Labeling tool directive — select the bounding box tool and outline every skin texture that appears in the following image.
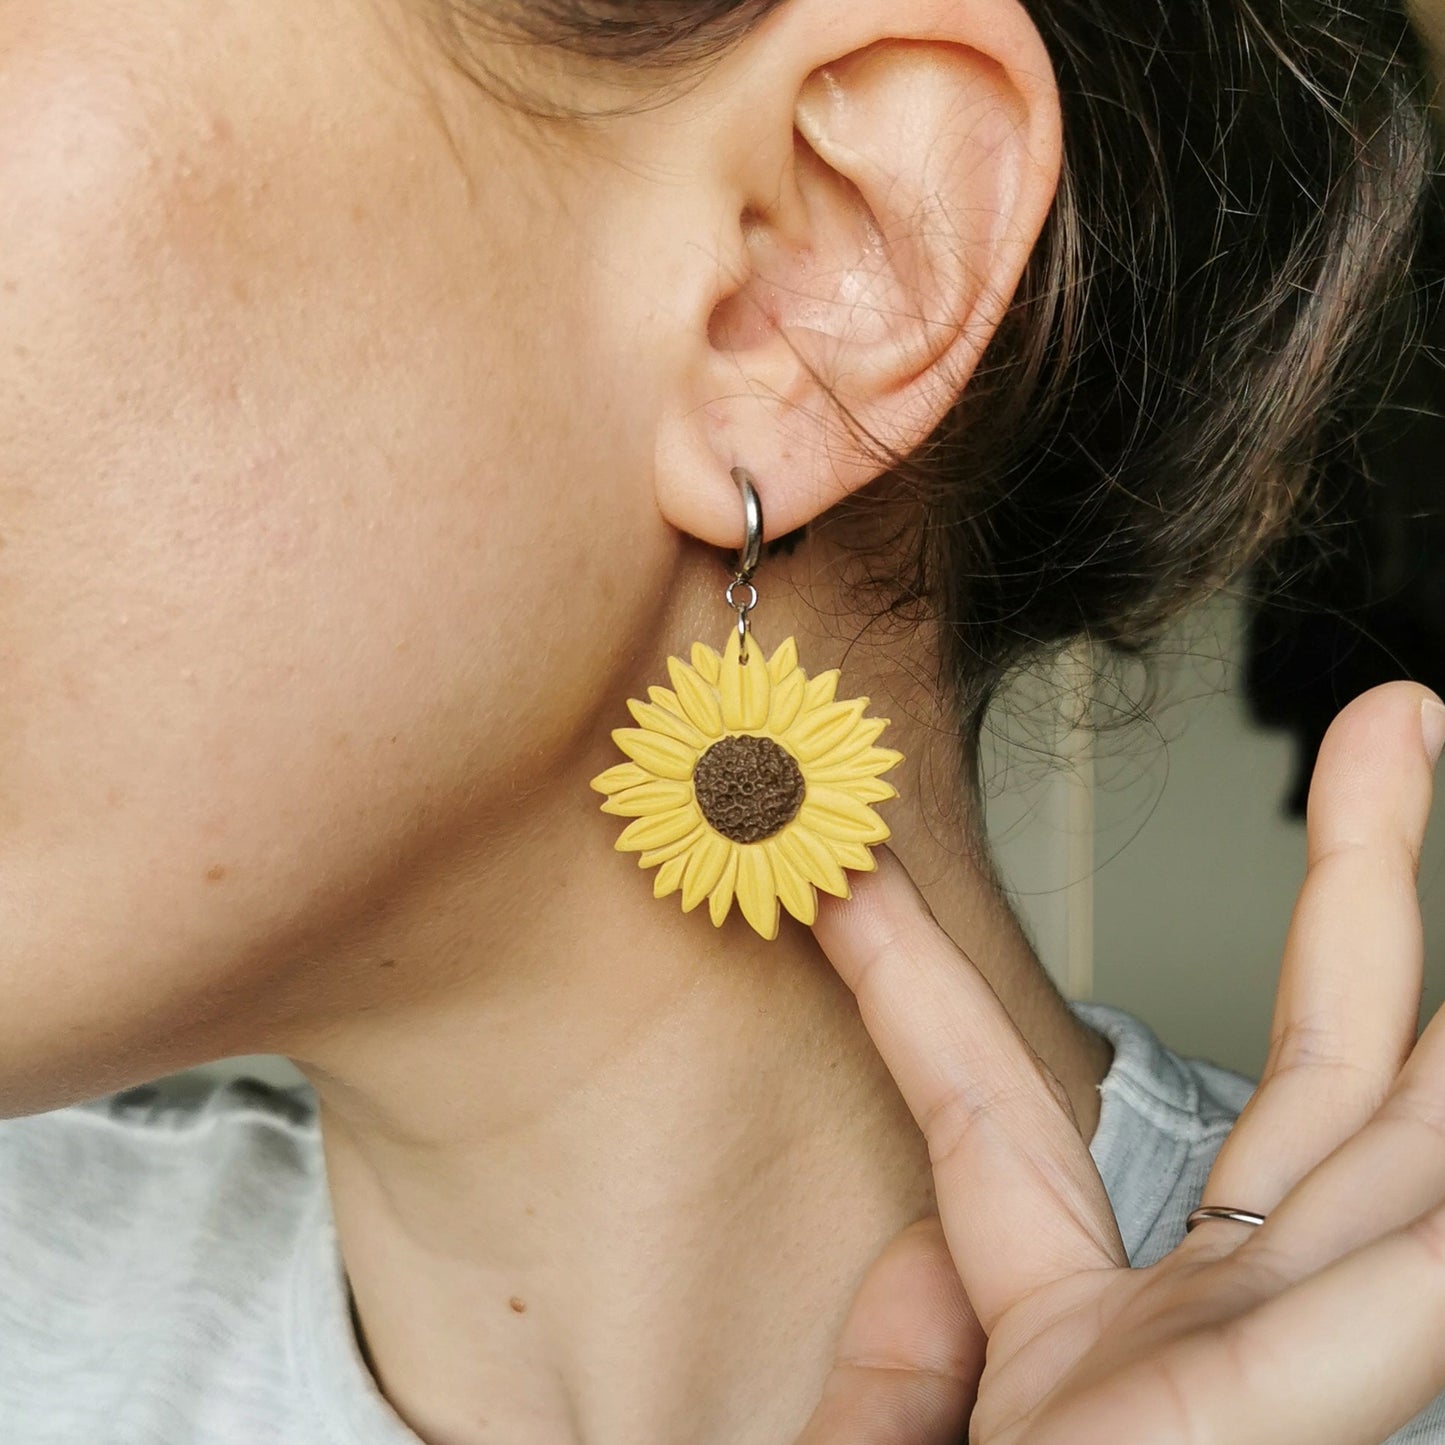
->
[0,1,1113,1443]
[10,4,1445,1443]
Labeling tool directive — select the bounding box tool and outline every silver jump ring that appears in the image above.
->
[727,580,758,656]
[731,466,764,584]
[1185,1206,1267,1233]
[725,581,758,613]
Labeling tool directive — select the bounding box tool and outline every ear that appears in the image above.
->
[651,0,1062,551]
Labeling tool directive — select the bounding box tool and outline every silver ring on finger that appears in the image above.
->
[1185,1205,1268,1233]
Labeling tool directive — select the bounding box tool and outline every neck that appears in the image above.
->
[271,622,1114,1445]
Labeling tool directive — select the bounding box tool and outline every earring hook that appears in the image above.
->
[727,467,764,663]
[731,467,764,583]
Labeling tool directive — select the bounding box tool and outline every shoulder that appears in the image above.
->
[0,1073,324,1283]
[0,1072,322,1208]
[1068,1000,1256,1266]
[1072,999,1256,1138]
[0,1075,326,1439]
[0,1067,324,1275]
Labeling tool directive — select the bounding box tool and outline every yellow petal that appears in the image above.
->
[802,669,840,711]
[647,685,691,723]
[767,637,800,684]
[842,776,898,805]
[667,656,724,737]
[766,836,817,926]
[626,698,706,749]
[708,849,740,927]
[640,822,707,869]
[590,762,651,795]
[691,642,722,686]
[653,852,689,899]
[681,831,731,912]
[810,744,903,783]
[832,840,878,873]
[735,844,780,940]
[616,805,702,853]
[600,779,695,817]
[809,723,894,773]
[612,727,699,781]
[776,824,850,899]
[787,698,868,763]
[718,628,770,731]
[767,669,806,735]
[798,789,890,845]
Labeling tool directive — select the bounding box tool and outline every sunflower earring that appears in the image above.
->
[589,467,904,940]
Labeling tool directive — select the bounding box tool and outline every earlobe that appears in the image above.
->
[653,0,1061,552]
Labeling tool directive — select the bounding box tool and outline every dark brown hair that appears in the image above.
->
[440,0,1436,778]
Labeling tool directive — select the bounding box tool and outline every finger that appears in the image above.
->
[794,1216,984,1445]
[1235,976,1445,1278]
[1198,681,1441,1237]
[812,846,1125,1337]
[1029,1198,1445,1445]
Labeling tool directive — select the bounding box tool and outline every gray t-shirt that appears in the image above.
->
[1,1000,1442,1443]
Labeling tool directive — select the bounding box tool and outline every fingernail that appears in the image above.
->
[1423,697,1445,767]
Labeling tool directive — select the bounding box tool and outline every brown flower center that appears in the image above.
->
[692,734,805,845]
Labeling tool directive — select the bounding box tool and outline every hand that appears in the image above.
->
[791,680,1445,1444]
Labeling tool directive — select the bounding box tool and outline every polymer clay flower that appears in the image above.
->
[590,629,903,939]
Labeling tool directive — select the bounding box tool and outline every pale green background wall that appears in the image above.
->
[1085,594,1445,1079]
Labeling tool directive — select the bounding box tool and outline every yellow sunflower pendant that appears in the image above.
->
[589,627,903,940]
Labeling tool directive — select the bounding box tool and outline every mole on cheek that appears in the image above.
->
[204,864,228,883]
[508,1297,527,1314]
